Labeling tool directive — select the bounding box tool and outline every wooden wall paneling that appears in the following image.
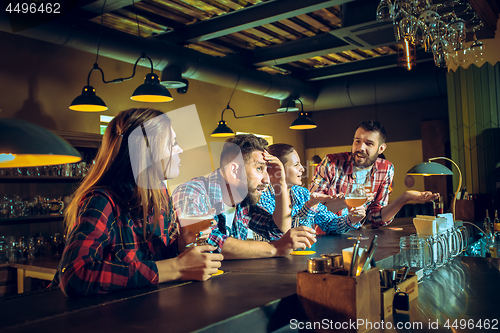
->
[421,119,449,210]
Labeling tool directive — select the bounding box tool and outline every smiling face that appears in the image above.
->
[351,127,386,168]
[283,150,305,187]
[164,128,183,179]
[243,150,270,205]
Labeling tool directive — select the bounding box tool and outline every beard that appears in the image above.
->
[352,150,378,168]
[244,183,267,206]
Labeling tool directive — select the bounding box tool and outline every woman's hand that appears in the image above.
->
[348,205,366,225]
[173,245,224,281]
[322,193,348,213]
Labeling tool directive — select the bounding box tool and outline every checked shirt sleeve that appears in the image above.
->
[367,163,394,228]
[172,180,228,252]
[309,156,334,195]
[292,186,359,234]
[57,194,160,297]
[313,204,360,234]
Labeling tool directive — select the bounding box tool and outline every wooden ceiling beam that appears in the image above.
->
[155,0,355,43]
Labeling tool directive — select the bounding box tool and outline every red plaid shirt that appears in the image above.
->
[52,188,179,297]
[309,152,394,227]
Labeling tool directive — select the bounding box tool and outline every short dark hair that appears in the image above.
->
[356,120,387,144]
[220,134,268,167]
[268,143,294,165]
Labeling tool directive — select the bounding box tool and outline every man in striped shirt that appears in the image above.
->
[310,120,439,228]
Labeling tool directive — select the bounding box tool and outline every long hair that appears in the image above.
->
[64,108,173,237]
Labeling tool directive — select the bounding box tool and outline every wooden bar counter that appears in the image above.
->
[1,222,499,333]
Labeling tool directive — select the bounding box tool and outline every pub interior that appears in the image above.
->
[1,0,500,332]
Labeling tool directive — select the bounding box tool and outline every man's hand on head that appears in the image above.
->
[263,151,286,186]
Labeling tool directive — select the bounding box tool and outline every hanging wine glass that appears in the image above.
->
[469,34,485,62]
[432,39,449,67]
[376,0,392,21]
[452,45,468,66]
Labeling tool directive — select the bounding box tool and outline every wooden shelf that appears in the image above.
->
[0,215,64,226]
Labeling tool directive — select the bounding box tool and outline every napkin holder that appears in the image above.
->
[297,268,380,333]
[413,215,449,237]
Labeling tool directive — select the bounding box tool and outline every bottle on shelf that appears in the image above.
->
[484,209,492,239]
[484,209,493,257]
[494,210,500,235]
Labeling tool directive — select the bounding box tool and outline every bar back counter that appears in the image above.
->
[1,223,499,333]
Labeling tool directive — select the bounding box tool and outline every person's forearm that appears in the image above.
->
[157,258,181,283]
[272,183,292,233]
[221,237,277,259]
[380,192,410,223]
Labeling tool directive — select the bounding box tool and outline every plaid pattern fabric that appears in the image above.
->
[52,188,178,297]
[255,185,359,241]
[172,170,278,252]
[309,152,394,228]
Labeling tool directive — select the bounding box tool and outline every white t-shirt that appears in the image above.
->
[222,202,237,235]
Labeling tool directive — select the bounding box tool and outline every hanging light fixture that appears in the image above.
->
[131,55,173,102]
[0,119,81,167]
[70,85,108,112]
[289,99,317,130]
[310,154,322,166]
[211,119,235,138]
[69,0,173,111]
[70,63,108,112]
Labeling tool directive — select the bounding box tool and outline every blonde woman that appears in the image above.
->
[52,108,222,297]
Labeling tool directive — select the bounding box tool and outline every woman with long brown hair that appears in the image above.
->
[52,108,222,297]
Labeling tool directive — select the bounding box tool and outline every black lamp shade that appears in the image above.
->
[407,162,453,175]
[211,120,235,137]
[290,112,317,130]
[131,73,173,102]
[0,119,82,167]
[311,155,322,165]
[69,86,108,112]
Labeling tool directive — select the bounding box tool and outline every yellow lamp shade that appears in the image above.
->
[0,119,81,168]
[131,73,173,102]
[69,86,108,112]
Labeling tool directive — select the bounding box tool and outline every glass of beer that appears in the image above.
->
[179,195,215,247]
[344,183,367,217]
[363,179,372,195]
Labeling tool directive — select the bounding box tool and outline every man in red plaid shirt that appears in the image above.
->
[310,120,439,228]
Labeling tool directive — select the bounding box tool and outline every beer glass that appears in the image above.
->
[344,183,366,217]
[179,194,215,247]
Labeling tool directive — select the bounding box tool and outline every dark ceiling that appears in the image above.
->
[48,0,499,82]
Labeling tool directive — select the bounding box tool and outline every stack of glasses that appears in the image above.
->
[399,214,468,278]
